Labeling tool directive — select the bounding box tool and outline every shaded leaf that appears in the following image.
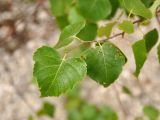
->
[84,42,127,87]
[122,85,132,96]
[37,102,55,117]
[77,23,98,41]
[98,22,116,38]
[55,21,85,48]
[142,0,153,8]
[144,29,159,52]
[118,20,134,34]
[132,29,158,76]
[77,0,112,21]
[81,104,97,120]
[33,46,87,96]
[99,106,118,120]
[107,0,120,19]
[56,15,69,30]
[143,105,159,120]
[122,0,152,19]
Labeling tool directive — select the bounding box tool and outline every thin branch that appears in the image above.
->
[99,19,142,43]
[88,10,160,44]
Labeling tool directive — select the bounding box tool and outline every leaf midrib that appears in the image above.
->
[99,45,108,82]
[45,56,66,95]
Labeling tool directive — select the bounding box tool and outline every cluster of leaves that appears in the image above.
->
[33,0,160,97]
[65,87,118,120]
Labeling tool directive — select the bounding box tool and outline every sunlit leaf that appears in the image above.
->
[150,0,160,16]
[49,0,73,16]
[49,0,65,16]
[98,22,116,38]
[33,46,87,96]
[68,7,85,24]
[55,21,85,48]
[122,0,152,19]
[118,20,134,34]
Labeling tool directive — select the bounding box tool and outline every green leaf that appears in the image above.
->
[150,0,160,16]
[68,44,90,58]
[84,42,127,87]
[37,102,55,117]
[77,23,98,41]
[49,0,73,16]
[99,106,118,120]
[98,22,116,38]
[107,0,120,19]
[132,39,147,76]
[56,15,69,30]
[144,29,159,52]
[143,105,159,120]
[158,44,160,63]
[118,20,134,34]
[55,21,85,49]
[81,104,97,120]
[68,7,85,24]
[28,115,33,120]
[132,29,158,76]
[77,0,112,21]
[122,85,132,96]
[49,0,65,16]
[33,46,87,96]
[67,109,82,120]
[122,0,152,19]
[142,0,153,8]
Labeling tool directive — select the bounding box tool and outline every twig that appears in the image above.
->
[99,19,142,43]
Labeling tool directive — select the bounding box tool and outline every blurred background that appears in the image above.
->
[0,0,160,120]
